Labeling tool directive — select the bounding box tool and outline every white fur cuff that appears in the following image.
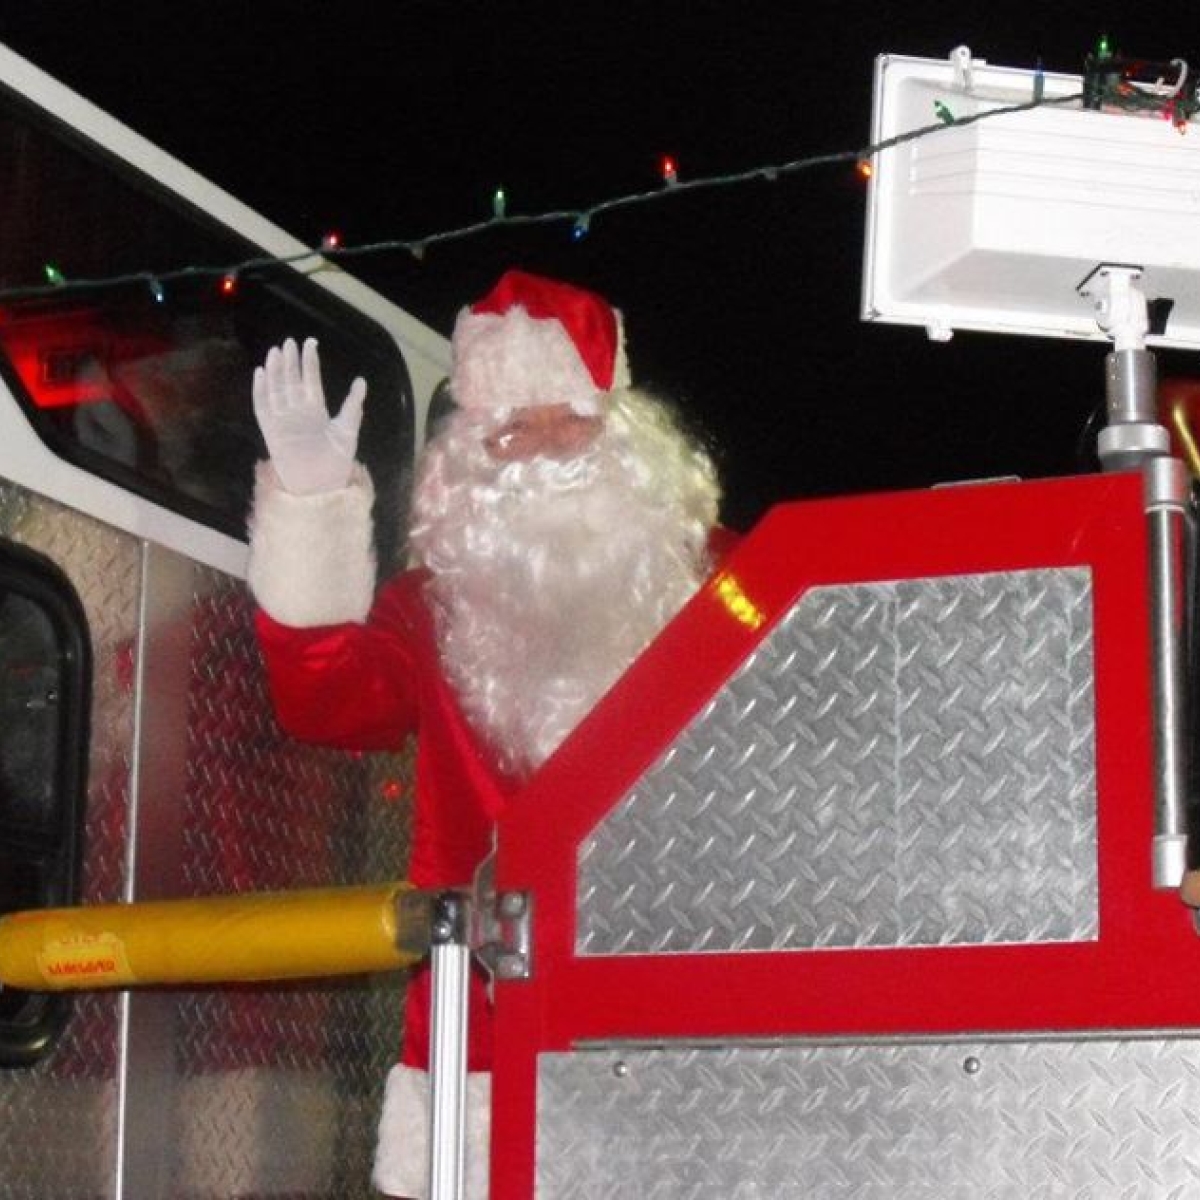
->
[246,461,377,627]
[372,1064,492,1200]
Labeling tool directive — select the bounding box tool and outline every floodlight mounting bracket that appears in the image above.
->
[1076,265,1170,469]
[1079,264,1151,353]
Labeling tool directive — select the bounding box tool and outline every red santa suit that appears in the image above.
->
[246,270,725,1198]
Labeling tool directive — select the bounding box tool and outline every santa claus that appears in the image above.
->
[246,270,725,1198]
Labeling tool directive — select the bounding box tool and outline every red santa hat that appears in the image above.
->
[449,270,631,414]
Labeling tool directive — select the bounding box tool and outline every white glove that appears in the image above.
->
[252,337,367,495]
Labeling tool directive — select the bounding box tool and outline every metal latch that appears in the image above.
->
[471,855,532,981]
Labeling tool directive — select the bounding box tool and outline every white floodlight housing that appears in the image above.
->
[861,47,1200,349]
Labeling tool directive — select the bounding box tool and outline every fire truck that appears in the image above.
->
[4,40,1200,1200]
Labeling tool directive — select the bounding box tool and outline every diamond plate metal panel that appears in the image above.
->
[538,1038,1200,1198]
[0,483,139,1200]
[165,565,412,1198]
[578,569,1097,955]
[0,486,413,1199]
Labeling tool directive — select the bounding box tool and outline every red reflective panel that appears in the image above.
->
[0,307,167,411]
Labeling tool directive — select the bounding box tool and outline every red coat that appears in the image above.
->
[256,568,515,1072]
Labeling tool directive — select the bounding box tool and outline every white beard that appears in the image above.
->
[409,392,720,779]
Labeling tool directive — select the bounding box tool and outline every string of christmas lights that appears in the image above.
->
[0,85,1158,308]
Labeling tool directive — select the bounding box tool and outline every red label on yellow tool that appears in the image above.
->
[37,932,135,986]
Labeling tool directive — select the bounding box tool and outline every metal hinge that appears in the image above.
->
[471,855,532,981]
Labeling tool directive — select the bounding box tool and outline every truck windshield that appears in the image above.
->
[0,89,412,568]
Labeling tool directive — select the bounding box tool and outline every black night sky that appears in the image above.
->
[2,1,1196,531]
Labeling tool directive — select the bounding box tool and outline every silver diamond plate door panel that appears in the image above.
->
[537,1039,1200,1199]
[164,565,412,1200]
[0,485,412,1200]
[578,568,1097,955]
[0,484,139,1200]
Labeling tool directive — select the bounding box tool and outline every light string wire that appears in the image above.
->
[0,91,1089,305]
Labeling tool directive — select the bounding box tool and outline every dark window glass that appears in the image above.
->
[0,540,90,1067]
[0,594,62,835]
[0,87,413,571]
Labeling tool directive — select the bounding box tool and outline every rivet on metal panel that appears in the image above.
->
[963,1056,982,1075]
[612,1060,630,1079]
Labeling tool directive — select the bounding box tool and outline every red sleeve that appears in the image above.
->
[254,572,431,753]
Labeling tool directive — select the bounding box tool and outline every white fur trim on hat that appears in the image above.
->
[451,305,605,412]
[372,1064,491,1200]
[246,460,377,627]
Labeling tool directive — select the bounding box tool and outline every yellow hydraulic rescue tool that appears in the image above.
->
[0,882,435,991]
[0,881,486,1199]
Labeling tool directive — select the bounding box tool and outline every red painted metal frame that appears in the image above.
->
[489,472,1200,1198]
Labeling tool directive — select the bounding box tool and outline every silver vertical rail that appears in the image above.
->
[1145,456,1190,888]
[427,891,470,1200]
[1088,315,1190,890]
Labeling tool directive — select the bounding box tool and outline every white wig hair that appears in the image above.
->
[409,387,721,777]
